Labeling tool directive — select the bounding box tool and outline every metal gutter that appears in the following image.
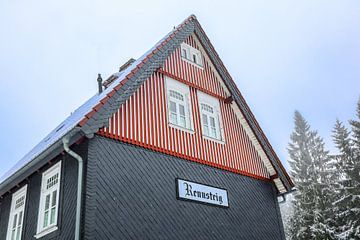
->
[0,128,82,197]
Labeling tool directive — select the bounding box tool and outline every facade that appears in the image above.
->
[0,15,294,240]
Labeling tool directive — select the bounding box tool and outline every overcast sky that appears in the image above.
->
[0,0,359,178]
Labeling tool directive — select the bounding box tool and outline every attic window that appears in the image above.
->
[181,49,187,58]
[180,43,203,67]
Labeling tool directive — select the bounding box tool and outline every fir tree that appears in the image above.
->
[287,111,334,239]
[333,99,360,239]
[332,120,355,239]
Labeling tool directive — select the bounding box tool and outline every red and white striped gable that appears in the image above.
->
[98,34,278,183]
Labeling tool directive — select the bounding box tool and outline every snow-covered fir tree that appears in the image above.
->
[332,120,353,238]
[287,111,334,239]
[333,100,360,239]
[280,193,294,240]
[349,100,360,237]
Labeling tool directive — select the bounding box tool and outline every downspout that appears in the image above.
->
[62,136,83,240]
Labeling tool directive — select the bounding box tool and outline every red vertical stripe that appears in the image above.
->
[97,35,271,181]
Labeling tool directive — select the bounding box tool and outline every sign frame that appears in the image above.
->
[175,178,230,208]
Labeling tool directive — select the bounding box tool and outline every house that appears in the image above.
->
[0,15,294,240]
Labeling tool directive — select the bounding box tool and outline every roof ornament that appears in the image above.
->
[97,73,103,94]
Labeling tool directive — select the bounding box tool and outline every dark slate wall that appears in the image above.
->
[0,191,11,238]
[85,135,285,240]
[0,141,87,240]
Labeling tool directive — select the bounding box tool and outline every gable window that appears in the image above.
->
[169,90,186,127]
[192,54,197,64]
[180,43,203,67]
[198,91,224,142]
[201,103,217,138]
[6,185,27,240]
[35,161,61,238]
[181,48,187,59]
[166,77,193,131]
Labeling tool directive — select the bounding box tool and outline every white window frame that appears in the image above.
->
[6,185,27,240]
[198,91,225,143]
[165,76,194,132]
[180,43,203,68]
[35,161,61,239]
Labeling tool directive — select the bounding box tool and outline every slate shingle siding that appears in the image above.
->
[85,135,285,240]
[0,193,11,237]
[0,142,88,240]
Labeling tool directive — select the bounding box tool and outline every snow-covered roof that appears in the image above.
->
[0,24,174,186]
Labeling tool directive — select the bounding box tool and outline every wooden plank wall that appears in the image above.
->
[99,35,270,181]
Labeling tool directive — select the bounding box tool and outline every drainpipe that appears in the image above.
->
[62,136,83,240]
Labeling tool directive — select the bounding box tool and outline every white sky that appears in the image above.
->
[0,0,359,177]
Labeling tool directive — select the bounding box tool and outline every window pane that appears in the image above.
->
[16,226,20,240]
[203,125,209,135]
[170,101,177,113]
[210,117,216,128]
[169,101,177,124]
[193,54,197,64]
[11,229,15,240]
[202,114,208,125]
[179,104,185,116]
[51,190,57,207]
[211,127,217,138]
[18,211,22,226]
[170,113,177,125]
[12,214,17,229]
[45,194,50,210]
[179,116,186,127]
[50,208,56,225]
[182,49,187,58]
[43,211,49,228]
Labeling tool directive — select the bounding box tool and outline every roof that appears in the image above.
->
[0,15,294,196]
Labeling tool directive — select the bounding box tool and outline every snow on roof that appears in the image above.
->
[0,28,174,185]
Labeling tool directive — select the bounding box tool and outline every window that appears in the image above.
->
[181,48,187,59]
[35,161,61,238]
[180,43,203,67]
[166,77,193,131]
[198,91,224,142]
[192,54,197,64]
[6,185,27,240]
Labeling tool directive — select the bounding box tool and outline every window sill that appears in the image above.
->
[203,135,225,145]
[34,226,58,239]
[169,123,195,134]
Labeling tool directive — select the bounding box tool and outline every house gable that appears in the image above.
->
[98,33,277,182]
[0,15,293,197]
